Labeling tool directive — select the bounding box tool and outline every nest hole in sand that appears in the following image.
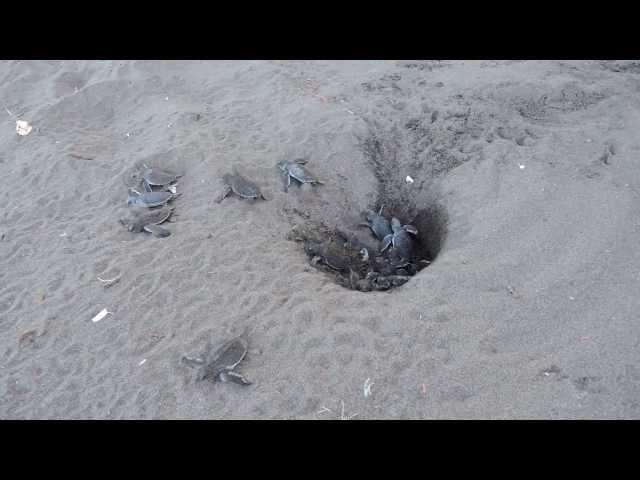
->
[292,201,447,292]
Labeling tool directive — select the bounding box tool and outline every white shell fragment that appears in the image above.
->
[405,175,414,184]
[138,359,147,366]
[16,120,32,136]
[363,378,374,398]
[91,308,112,323]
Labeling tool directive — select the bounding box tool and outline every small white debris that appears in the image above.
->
[569,296,575,301]
[165,96,169,101]
[168,184,177,194]
[586,138,592,143]
[125,132,130,138]
[364,378,374,398]
[91,308,112,323]
[138,359,147,366]
[519,164,525,170]
[405,175,414,184]
[59,232,67,237]
[16,120,32,136]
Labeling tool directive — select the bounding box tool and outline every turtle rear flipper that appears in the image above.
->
[220,370,252,386]
[143,224,171,237]
[404,225,418,235]
[381,234,393,252]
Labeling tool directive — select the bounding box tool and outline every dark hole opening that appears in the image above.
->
[293,201,447,292]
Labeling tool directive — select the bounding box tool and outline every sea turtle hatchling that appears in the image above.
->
[380,217,418,261]
[277,158,324,192]
[127,189,181,208]
[181,332,252,386]
[217,170,267,202]
[138,166,182,192]
[358,206,392,241]
[119,205,174,238]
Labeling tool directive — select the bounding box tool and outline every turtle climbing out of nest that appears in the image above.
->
[217,168,268,202]
[277,158,324,192]
[358,206,392,241]
[381,217,418,261]
[181,330,252,386]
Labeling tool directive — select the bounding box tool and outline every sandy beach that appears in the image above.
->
[1,60,639,419]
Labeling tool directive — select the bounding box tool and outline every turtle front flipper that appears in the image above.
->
[181,355,205,367]
[216,185,232,203]
[282,172,291,192]
[220,370,252,386]
[404,225,418,235]
[381,234,393,252]
[142,178,153,193]
[143,224,171,237]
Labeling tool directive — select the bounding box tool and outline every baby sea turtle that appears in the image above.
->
[358,206,392,241]
[380,217,418,260]
[127,189,181,207]
[130,166,181,192]
[305,237,368,272]
[181,332,251,386]
[217,171,267,202]
[277,158,324,192]
[119,205,174,238]
[140,166,181,188]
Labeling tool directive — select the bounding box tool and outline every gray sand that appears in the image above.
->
[1,60,639,419]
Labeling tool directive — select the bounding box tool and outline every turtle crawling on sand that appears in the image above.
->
[277,158,324,192]
[217,170,267,202]
[381,217,418,261]
[119,205,174,238]
[182,332,251,386]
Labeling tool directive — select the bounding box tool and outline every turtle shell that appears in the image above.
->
[365,211,392,240]
[224,173,263,199]
[142,167,180,186]
[127,191,177,207]
[197,336,249,382]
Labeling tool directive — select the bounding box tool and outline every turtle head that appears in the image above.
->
[276,160,288,172]
[390,217,402,232]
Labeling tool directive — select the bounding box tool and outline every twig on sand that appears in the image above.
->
[69,153,95,161]
[317,400,358,420]
[97,274,122,288]
[340,400,358,420]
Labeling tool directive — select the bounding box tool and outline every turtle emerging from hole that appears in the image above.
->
[217,169,267,202]
[119,205,174,238]
[381,217,418,261]
[358,205,392,241]
[277,158,324,192]
[181,331,252,386]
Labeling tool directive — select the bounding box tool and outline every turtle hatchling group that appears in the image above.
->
[119,158,428,387]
